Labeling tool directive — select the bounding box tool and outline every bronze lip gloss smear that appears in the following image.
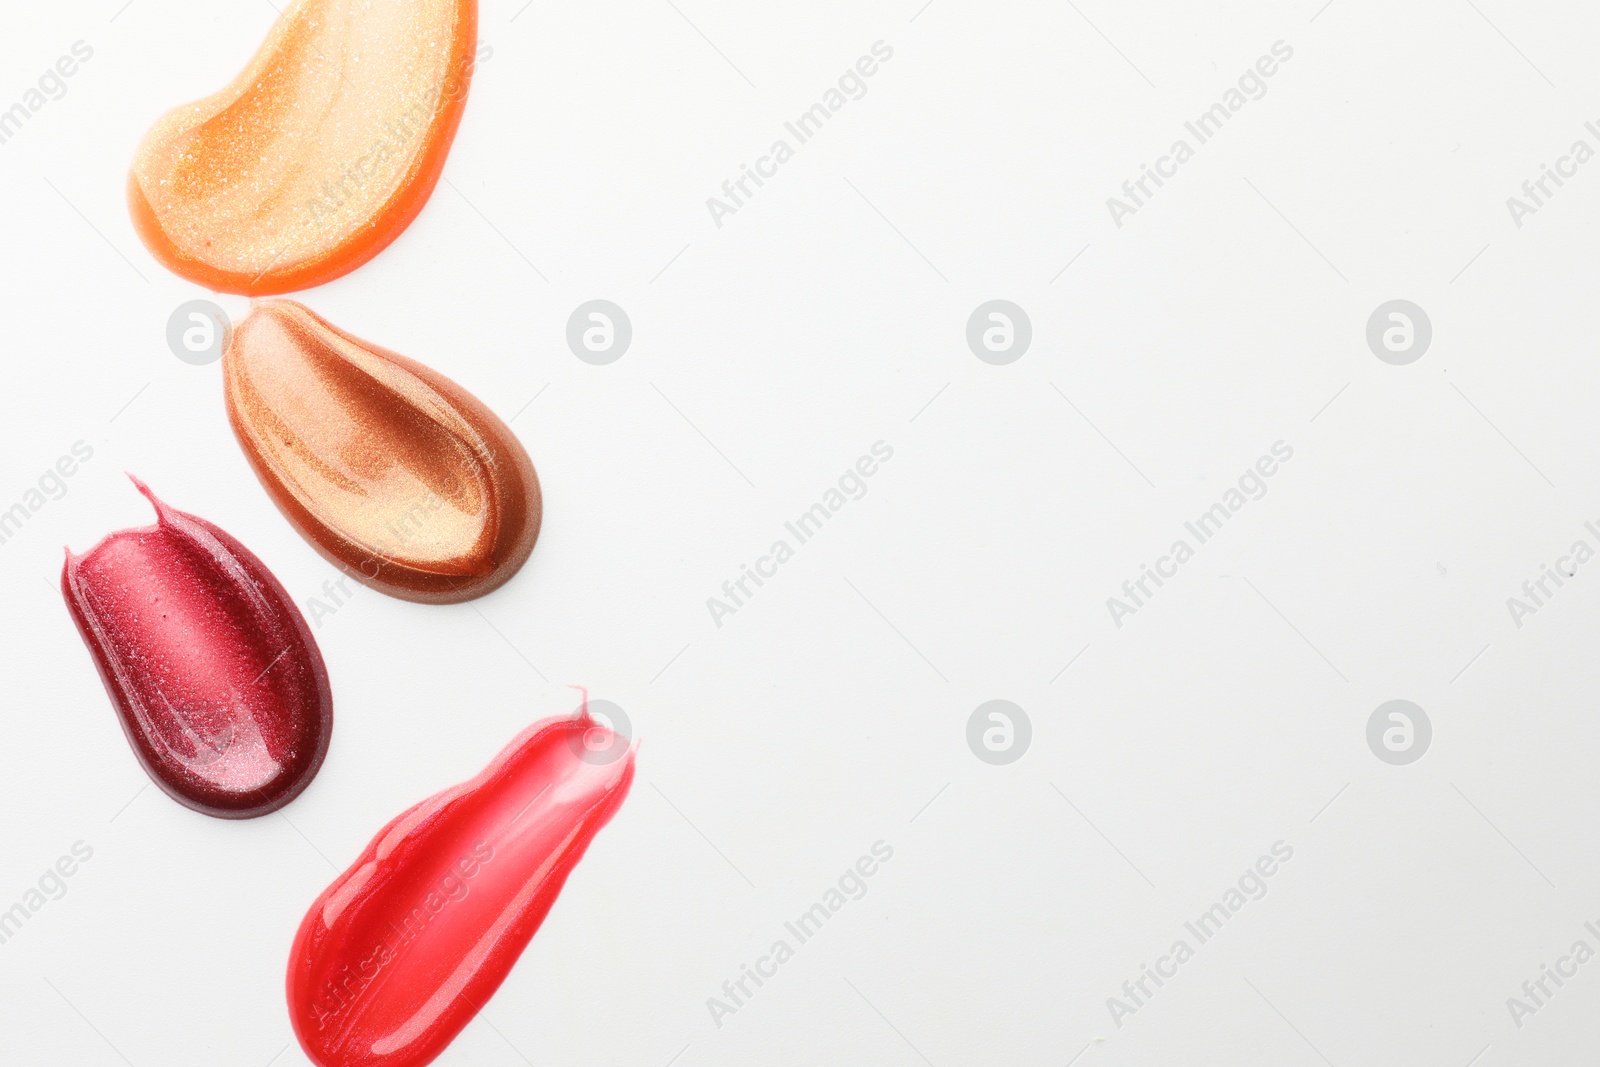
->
[223,300,542,604]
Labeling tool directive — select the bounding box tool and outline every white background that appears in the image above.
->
[1,0,1597,1063]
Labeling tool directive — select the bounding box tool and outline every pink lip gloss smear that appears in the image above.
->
[287,697,635,1067]
[61,477,332,818]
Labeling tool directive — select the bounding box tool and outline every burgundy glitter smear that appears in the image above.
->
[61,477,332,818]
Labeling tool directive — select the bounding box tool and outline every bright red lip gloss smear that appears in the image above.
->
[287,696,635,1067]
[61,476,332,819]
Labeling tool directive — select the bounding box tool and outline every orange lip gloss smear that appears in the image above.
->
[224,301,541,604]
[128,0,478,295]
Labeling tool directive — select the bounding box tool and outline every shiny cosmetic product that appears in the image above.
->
[61,478,332,818]
[287,699,634,1067]
[129,0,479,294]
[223,300,541,604]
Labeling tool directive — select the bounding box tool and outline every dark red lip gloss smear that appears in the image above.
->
[287,698,634,1067]
[61,476,332,818]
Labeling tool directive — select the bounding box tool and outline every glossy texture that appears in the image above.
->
[224,301,541,604]
[287,697,635,1067]
[61,478,332,819]
[128,0,478,294]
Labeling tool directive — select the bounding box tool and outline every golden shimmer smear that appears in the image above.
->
[224,300,541,604]
[129,0,478,295]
